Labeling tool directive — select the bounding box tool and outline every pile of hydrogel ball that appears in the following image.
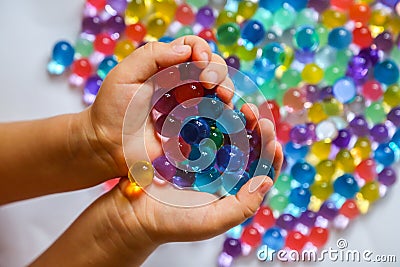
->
[47,0,400,265]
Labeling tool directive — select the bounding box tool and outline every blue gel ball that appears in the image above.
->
[233,71,260,93]
[52,40,75,66]
[291,161,316,186]
[262,42,285,67]
[284,142,309,160]
[180,117,211,144]
[188,141,216,172]
[217,145,246,172]
[284,0,308,11]
[216,109,246,134]
[374,142,396,166]
[333,174,360,199]
[221,171,250,195]
[259,0,283,12]
[241,20,266,45]
[253,58,276,81]
[294,26,319,52]
[97,56,118,79]
[194,167,222,194]
[207,41,219,54]
[289,186,311,209]
[262,227,285,250]
[198,96,224,119]
[391,129,400,147]
[249,158,275,179]
[328,27,352,50]
[189,145,201,160]
[158,36,174,43]
[374,60,400,85]
[333,77,356,103]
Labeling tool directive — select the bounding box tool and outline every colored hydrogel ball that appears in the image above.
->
[241,20,266,45]
[180,117,210,145]
[291,161,316,185]
[217,23,240,46]
[153,155,176,182]
[328,27,352,50]
[223,238,242,258]
[48,41,75,75]
[249,158,275,179]
[128,160,154,188]
[97,56,118,79]
[374,60,400,85]
[262,227,285,250]
[294,26,319,52]
[333,174,359,198]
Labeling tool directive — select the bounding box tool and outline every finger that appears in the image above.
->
[215,77,234,104]
[199,175,273,237]
[273,142,284,178]
[241,103,259,130]
[170,35,212,69]
[115,41,192,84]
[199,54,228,89]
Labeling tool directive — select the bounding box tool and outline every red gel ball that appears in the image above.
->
[163,136,191,162]
[309,227,329,248]
[285,231,308,251]
[349,3,371,24]
[356,158,376,182]
[155,67,181,89]
[173,81,204,106]
[72,58,92,78]
[339,199,359,219]
[253,207,275,229]
[331,0,354,10]
[259,100,281,124]
[353,26,373,48]
[175,4,195,25]
[155,114,181,138]
[276,122,291,143]
[125,23,147,43]
[241,226,262,247]
[94,33,116,55]
[362,80,383,101]
[283,88,306,112]
[198,28,216,42]
[152,89,178,115]
[87,0,106,10]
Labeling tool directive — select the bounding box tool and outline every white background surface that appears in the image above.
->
[0,1,399,266]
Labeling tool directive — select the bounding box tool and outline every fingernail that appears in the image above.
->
[205,70,218,84]
[259,179,272,195]
[200,51,209,63]
[173,45,191,54]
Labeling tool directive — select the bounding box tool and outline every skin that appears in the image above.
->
[0,36,283,266]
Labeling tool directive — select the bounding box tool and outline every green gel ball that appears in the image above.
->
[216,10,237,27]
[281,69,301,88]
[273,7,296,31]
[295,8,318,27]
[253,7,273,30]
[186,0,207,8]
[391,47,400,66]
[336,49,353,66]
[175,26,194,38]
[324,64,345,85]
[75,38,93,58]
[274,174,292,193]
[217,23,240,46]
[365,102,386,124]
[236,45,258,61]
[316,25,329,47]
[260,79,279,100]
[269,194,289,212]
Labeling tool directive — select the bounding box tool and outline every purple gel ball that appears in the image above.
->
[378,167,397,186]
[333,129,352,148]
[308,0,330,12]
[319,86,334,100]
[370,124,389,143]
[104,15,125,34]
[225,55,240,70]
[223,238,242,257]
[107,0,127,13]
[295,50,315,64]
[82,16,102,35]
[196,6,215,28]
[83,75,102,105]
[276,214,296,230]
[153,156,176,182]
[387,106,400,127]
[298,210,317,227]
[172,169,195,188]
[358,47,380,66]
[346,55,369,83]
[305,84,319,102]
[349,115,369,136]
[319,201,338,221]
[374,31,394,52]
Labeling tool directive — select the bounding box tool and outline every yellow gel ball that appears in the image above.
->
[152,0,177,21]
[283,45,294,68]
[125,0,148,25]
[301,63,324,84]
[360,181,380,203]
[383,84,400,108]
[308,103,328,124]
[355,193,370,214]
[386,16,400,36]
[316,159,336,181]
[147,13,168,38]
[311,140,331,160]
[322,98,343,116]
[321,9,347,28]
[237,0,258,20]
[351,137,372,162]
[336,149,355,173]
[114,40,135,61]
[216,10,237,27]
[236,45,257,61]
[310,181,333,201]
[218,43,238,58]
[370,9,389,26]
[309,196,323,212]
[128,160,154,188]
